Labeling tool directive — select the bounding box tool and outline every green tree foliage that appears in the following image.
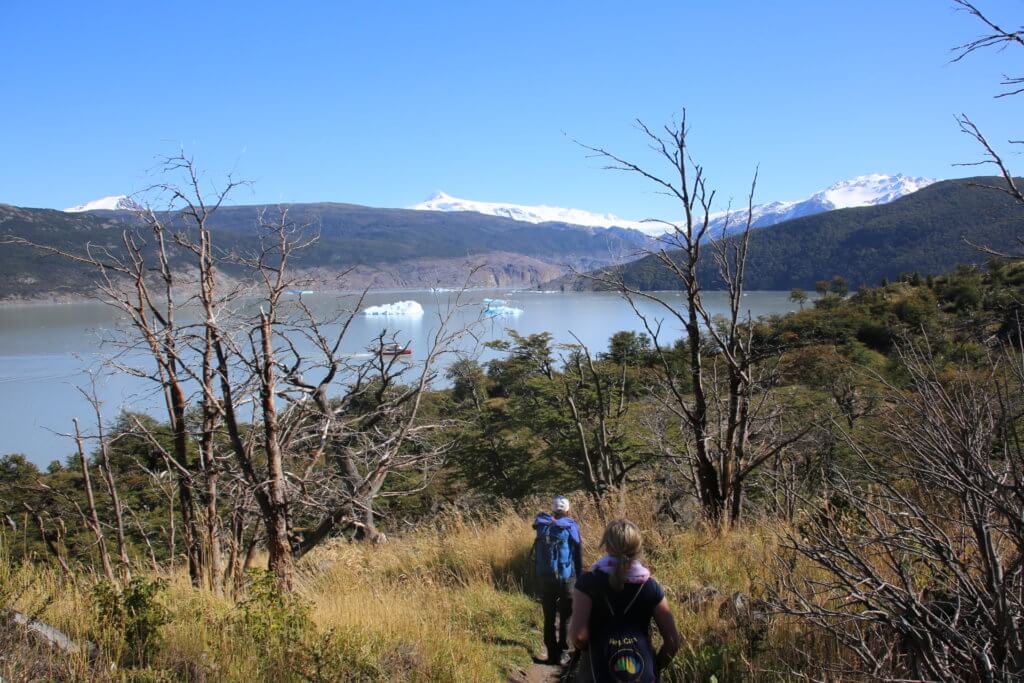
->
[788,288,808,309]
[445,331,656,500]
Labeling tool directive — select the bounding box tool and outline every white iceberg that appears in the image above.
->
[484,303,523,317]
[363,300,425,317]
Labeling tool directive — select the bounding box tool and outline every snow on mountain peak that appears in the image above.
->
[411,174,936,239]
[706,173,937,236]
[410,191,663,236]
[815,173,935,210]
[64,195,139,212]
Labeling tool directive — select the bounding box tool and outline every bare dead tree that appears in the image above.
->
[222,479,256,596]
[128,443,180,575]
[8,153,482,589]
[950,1,1024,260]
[559,336,638,499]
[776,337,1024,681]
[123,502,160,574]
[5,195,210,586]
[24,505,72,578]
[161,203,482,586]
[578,111,808,525]
[79,384,132,583]
[952,0,1024,98]
[286,285,481,556]
[72,418,115,583]
[133,155,251,589]
[148,158,253,592]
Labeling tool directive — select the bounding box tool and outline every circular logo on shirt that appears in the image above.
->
[608,646,645,681]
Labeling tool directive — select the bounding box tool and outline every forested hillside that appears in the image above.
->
[0,202,652,299]
[572,177,1024,290]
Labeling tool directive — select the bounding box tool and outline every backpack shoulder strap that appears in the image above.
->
[603,578,650,617]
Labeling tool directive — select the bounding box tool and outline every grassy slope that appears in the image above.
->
[1,494,818,682]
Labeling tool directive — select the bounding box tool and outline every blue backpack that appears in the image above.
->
[534,514,576,580]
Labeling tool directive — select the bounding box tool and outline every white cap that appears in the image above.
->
[553,496,570,513]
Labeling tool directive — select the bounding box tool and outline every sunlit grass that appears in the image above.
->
[1,495,834,681]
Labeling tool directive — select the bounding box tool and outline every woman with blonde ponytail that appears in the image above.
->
[568,520,680,682]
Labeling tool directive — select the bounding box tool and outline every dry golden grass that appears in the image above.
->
[1,494,830,681]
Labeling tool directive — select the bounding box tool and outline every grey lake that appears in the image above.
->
[0,289,801,466]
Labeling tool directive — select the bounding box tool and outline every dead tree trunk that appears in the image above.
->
[73,419,115,583]
[258,310,295,586]
[580,111,804,525]
[94,415,131,584]
[197,225,222,592]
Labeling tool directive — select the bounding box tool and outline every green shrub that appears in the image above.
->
[234,569,315,676]
[93,577,169,667]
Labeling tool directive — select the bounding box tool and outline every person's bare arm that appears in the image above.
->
[652,597,681,672]
[568,589,592,649]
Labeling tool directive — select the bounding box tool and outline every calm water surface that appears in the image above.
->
[0,290,799,465]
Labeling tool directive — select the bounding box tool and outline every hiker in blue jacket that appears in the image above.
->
[533,495,583,665]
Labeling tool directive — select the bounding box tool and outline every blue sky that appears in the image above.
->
[1,0,1021,219]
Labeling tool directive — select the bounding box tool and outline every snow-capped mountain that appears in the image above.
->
[411,191,664,236]
[412,174,936,238]
[707,173,936,235]
[64,195,139,212]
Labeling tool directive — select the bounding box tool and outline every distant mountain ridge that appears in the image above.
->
[410,191,661,236]
[706,173,935,235]
[408,174,935,238]
[62,173,934,237]
[0,200,654,300]
[568,177,1024,292]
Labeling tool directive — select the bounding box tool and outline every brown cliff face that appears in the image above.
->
[292,252,570,291]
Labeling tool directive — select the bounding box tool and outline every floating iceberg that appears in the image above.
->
[484,303,523,317]
[482,298,507,305]
[363,300,425,317]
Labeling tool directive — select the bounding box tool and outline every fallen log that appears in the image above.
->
[5,609,97,660]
